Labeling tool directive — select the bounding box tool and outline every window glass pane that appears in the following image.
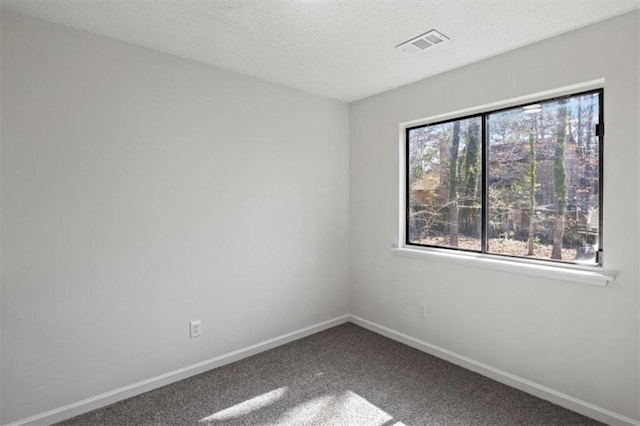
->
[487,92,600,264]
[408,116,483,250]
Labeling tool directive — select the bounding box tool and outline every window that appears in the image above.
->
[406,89,603,266]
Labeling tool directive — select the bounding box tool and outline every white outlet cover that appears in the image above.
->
[189,320,202,338]
[419,303,427,318]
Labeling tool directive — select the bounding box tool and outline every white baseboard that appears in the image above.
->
[5,315,350,426]
[349,315,639,426]
[7,314,638,426]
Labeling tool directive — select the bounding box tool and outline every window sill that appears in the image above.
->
[392,246,615,287]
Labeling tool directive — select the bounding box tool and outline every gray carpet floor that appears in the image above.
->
[56,322,603,425]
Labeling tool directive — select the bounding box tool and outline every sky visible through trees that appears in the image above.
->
[408,91,600,264]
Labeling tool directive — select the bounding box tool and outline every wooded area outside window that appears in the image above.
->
[406,89,603,266]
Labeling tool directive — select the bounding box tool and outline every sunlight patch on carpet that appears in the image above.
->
[198,387,288,422]
[278,390,394,425]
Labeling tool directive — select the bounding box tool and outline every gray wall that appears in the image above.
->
[1,12,350,423]
[349,11,639,420]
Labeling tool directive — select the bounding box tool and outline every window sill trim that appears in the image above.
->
[392,247,614,287]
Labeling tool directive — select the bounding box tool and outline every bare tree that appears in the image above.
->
[448,121,461,246]
[551,100,569,260]
[527,115,538,256]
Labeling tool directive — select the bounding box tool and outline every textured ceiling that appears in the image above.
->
[2,0,639,102]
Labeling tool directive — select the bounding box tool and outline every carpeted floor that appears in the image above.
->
[56,322,603,425]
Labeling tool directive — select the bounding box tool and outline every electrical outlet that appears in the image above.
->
[189,320,202,338]
[418,302,427,318]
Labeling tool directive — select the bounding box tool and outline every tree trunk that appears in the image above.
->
[463,121,480,236]
[552,100,569,260]
[551,215,565,259]
[527,120,537,256]
[449,121,461,246]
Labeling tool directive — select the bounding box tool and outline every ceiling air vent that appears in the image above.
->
[397,29,449,54]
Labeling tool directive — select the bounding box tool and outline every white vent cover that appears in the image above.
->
[397,29,449,54]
